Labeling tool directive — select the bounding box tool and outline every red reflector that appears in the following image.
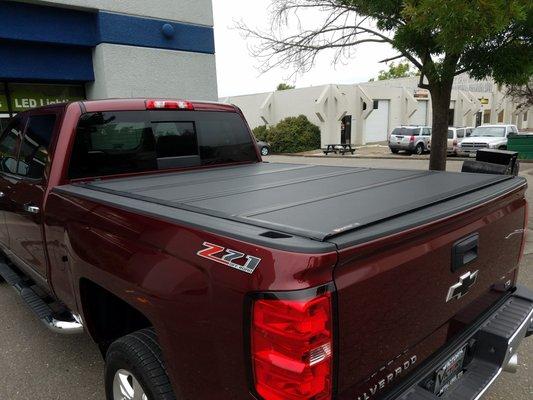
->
[409,135,415,142]
[145,100,194,110]
[251,291,333,400]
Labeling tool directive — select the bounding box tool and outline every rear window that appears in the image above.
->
[391,128,419,136]
[69,111,257,179]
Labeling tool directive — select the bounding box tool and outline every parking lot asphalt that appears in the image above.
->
[0,156,531,399]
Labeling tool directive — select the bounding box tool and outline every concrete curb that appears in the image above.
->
[271,153,467,161]
[271,153,533,163]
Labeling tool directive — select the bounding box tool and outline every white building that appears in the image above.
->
[222,75,532,146]
[0,0,217,130]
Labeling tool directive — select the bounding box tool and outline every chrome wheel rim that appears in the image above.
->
[113,369,148,400]
[261,147,269,156]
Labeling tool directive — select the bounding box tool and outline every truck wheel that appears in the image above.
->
[414,143,424,155]
[390,148,399,154]
[105,328,176,400]
[260,146,270,156]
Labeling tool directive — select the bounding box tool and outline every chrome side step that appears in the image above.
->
[0,261,83,335]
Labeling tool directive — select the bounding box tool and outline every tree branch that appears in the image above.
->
[235,0,422,76]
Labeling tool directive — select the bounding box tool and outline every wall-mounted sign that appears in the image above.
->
[414,89,429,99]
[7,83,85,112]
[479,97,489,105]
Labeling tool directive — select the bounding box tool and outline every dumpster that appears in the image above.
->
[508,134,533,160]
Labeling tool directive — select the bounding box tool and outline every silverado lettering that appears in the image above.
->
[0,99,531,400]
[356,356,418,400]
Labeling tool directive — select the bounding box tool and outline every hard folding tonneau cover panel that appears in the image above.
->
[68,163,514,241]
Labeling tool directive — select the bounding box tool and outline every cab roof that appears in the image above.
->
[16,98,239,114]
[79,98,238,113]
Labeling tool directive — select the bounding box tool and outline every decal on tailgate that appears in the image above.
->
[197,242,261,274]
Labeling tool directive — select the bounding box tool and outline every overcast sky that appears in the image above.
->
[213,0,396,98]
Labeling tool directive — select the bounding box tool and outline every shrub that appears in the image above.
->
[262,115,321,153]
[252,125,269,141]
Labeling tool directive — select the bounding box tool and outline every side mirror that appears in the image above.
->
[0,157,16,173]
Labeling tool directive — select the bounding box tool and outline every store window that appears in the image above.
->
[0,82,85,117]
[483,110,491,124]
[0,85,10,132]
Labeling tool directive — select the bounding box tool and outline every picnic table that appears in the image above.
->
[323,143,355,155]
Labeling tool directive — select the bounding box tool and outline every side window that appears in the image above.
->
[198,113,257,164]
[0,115,24,174]
[466,128,473,137]
[18,114,57,179]
[422,128,431,136]
[457,129,465,138]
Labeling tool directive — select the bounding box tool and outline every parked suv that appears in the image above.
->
[447,127,474,155]
[459,124,519,156]
[389,125,431,155]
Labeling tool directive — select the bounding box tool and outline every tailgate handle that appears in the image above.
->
[452,234,479,271]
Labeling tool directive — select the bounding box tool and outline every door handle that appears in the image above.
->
[24,204,40,214]
[452,233,479,272]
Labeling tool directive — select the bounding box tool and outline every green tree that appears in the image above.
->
[237,0,533,170]
[505,80,533,111]
[276,83,296,91]
[375,61,418,81]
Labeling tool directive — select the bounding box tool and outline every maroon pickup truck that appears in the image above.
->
[0,99,531,400]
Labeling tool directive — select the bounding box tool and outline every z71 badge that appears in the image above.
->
[197,242,261,274]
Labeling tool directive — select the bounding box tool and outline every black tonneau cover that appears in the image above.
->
[60,163,517,241]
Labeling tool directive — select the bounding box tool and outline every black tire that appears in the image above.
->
[414,143,424,156]
[390,148,399,154]
[105,328,177,400]
[260,146,270,156]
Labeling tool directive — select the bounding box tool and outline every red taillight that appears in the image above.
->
[251,291,333,400]
[409,135,415,142]
[145,99,194,110]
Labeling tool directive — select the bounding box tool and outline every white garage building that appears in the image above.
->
[222,75,532,146]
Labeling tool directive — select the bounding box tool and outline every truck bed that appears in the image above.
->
[54,162,525,245]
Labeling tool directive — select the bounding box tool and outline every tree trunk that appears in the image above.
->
[428,81,454,171]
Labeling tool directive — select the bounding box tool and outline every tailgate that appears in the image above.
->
[332,181,527,399]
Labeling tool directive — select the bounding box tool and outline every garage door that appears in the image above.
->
[364,100,390,143]
[410,100,428,126]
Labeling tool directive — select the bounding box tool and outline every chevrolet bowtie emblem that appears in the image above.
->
[446,271,479,302]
